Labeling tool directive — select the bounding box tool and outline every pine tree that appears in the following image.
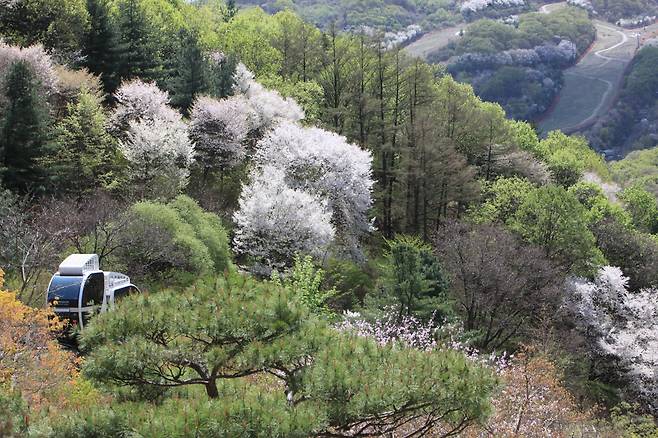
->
[168,29,209,115]
[46,90,123,195]
[115,0,161,83]
[82,0,121,94]
[0,61,51,193]
[208,52,237,99]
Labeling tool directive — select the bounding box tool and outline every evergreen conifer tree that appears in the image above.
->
[46,90,123,195]
[168,29,209,114]
[115,0,161,83]
[82,0,121,94]
[0,61,51,193]
[208,53,237,99]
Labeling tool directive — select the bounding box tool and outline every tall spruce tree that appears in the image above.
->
[82,0,120,94]
[168,29,209,114]
[208,53,237,99]
[115,0,161,83]
[0,61,51,193]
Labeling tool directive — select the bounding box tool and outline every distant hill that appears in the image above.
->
[233,0,459,31]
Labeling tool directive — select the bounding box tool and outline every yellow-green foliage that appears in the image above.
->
[127,195,231,278]
[169,195,232,273]
[540,131,611,186]
[568,181,632,228]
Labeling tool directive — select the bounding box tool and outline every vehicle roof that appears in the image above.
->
[58,254,100,276]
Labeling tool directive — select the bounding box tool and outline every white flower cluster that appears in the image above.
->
[382,25,423,50]
[460,0,525,14]
[234,121,374,267]
[232,63,304,130]
[111,80,193,189]
[233,166,335,270]
[566,0,594,12]
[567,267,658,414]
[0,40,58,108]
[617,16,657,28]
[336,310,512,372]
[253,122,374,258]
[109,80,181,133]
[452,40,577,71]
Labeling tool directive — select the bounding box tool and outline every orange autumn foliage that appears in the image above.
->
[0,269,78,412]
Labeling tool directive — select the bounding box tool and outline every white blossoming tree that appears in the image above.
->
[0,41,58,108]
[110,79,193,197]
[109,79,181,135]
[188,95,251,177]
[120,116,193,197]
[232,63,304,132]
[567,266,658,414]
[253,122,374,259]
[233,166,335,271]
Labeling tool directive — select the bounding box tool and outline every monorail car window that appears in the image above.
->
[47,275,82,307]
[82,272,104,307]
[114,285,138,302]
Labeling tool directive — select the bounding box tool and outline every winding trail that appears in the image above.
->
[538,19,658,134]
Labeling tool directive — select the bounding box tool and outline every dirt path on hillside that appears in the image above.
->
[538,20,658,134]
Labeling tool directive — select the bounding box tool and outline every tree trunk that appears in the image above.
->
[206,380,219,398]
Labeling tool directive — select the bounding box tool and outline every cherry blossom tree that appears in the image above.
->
[567,266,658,414]
[254,122,374,258]
[188,95,251,176]
[109,79,193,196]
[120,116,193,195]
[109,79,181,135]
[232,63,304,131]
[0,41,58,108]
[233,166,335,271]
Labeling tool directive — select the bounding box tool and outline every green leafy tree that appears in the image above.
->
[0,61,51,193]
[116,196,231,281]
[509,185,604,275]
[611,146,658,199]
[618,184,658,234]
[0,386,28,437]
[168,195,232,274]
[0,0,89,56]
[568,181,632,227]
[45,90,124,195]
[471,176,535,224]
[539,132,610,186]
[368,235,450,321]
[271,255,336,314]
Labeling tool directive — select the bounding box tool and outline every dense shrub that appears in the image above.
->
[117,196,231,281]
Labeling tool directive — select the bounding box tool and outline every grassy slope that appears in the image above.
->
[539,20,658,134]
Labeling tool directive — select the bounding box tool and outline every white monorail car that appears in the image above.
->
[46,254,140,329]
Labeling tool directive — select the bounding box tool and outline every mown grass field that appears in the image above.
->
[539,20,658,134]
[403,23,466,59]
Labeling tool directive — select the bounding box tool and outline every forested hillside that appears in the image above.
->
[1,0,658,436]
[588,46,658,157]
[429,6,595,120]
[568,0,658,25]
